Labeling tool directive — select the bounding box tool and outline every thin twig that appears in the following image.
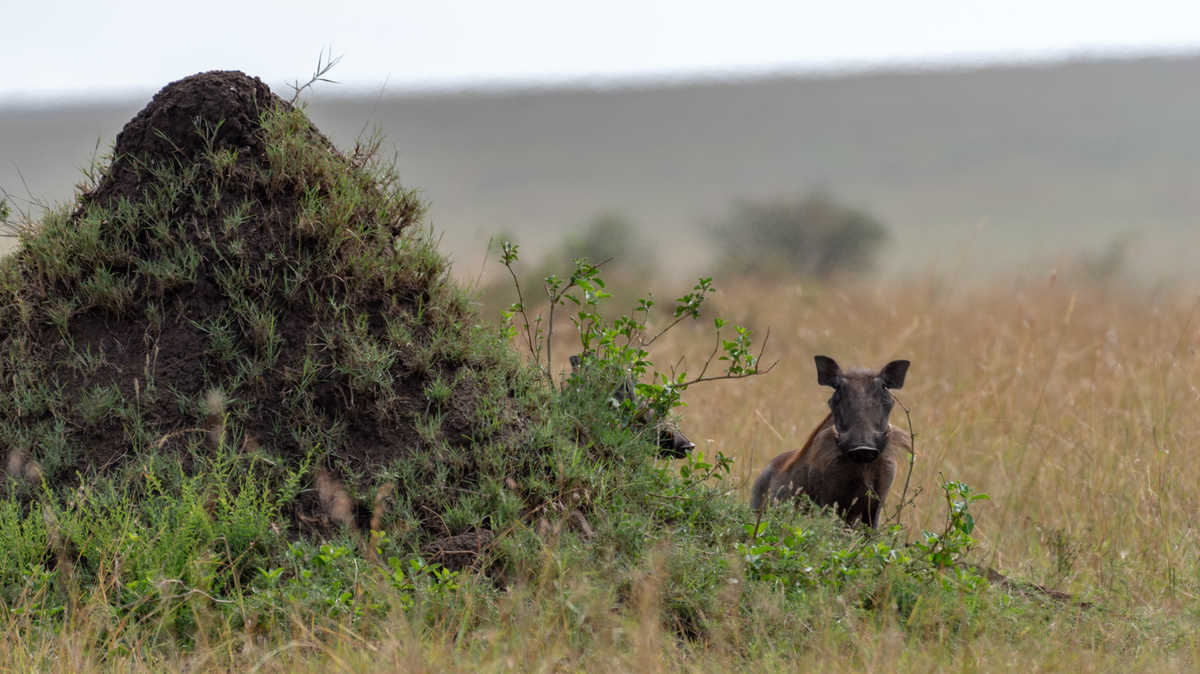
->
[754,409,786,442]
[667,353,686,380]
[679,329,778,389]
[1,167,52,237]
[642,314,689,348]
[503,259,537,362]
[289,48,343,104]
[681,368,778,387]
[545,277,568,380]
[471,236,495,293]
[1169,292,1200,358]
[689,330,723,383]
[886,392,916,526]
[355,73,392,142]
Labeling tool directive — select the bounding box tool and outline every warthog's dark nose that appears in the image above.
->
[846,446,881,463]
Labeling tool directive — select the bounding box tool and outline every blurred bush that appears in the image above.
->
[710,191,887,278]
[560,212,649,272]
[1078,232,1134,284]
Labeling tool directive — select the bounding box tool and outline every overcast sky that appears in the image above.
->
[5,0,1200,102]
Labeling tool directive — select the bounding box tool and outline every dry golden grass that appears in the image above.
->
[668,273,1200,608]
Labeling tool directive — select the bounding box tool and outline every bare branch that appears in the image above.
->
[755,327,772,369]
[667,353,686,380]
[641,314,688,348]
[690,330,723,383]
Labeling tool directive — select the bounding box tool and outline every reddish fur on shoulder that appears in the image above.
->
[778,412,833,475]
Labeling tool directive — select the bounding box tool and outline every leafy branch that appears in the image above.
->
[498,242,774,419]
[740,478,990,593]
[910,477,990,570]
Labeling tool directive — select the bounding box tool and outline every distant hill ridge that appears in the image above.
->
[5,54,1200,277]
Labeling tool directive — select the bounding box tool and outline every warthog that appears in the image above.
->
[569,354,695,458]
[750,355,910,527]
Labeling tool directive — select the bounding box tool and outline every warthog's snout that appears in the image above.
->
[834,427,889,462]
[658,426,695,458]
[845,446,881,463]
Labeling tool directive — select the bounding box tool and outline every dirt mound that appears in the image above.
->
[115,71,274,160]
[0,71,540,541]
[84,71,286,211]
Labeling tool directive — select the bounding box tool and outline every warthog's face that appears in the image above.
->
[815,355,910,464]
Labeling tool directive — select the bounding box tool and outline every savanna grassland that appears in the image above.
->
[4,67,1200,672]
[680,275,1200,621]
[497,270,1200,671]
[4,269,1199,672]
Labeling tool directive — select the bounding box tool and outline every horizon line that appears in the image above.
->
[3,44,1199,109]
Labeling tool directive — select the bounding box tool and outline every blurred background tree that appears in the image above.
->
[559,211,650,273]
[710,191,887,279]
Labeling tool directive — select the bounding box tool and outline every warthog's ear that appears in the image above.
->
[879,360,910,389]
[815,355,841,387]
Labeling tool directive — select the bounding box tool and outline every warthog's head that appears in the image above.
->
[815,355,909,464]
